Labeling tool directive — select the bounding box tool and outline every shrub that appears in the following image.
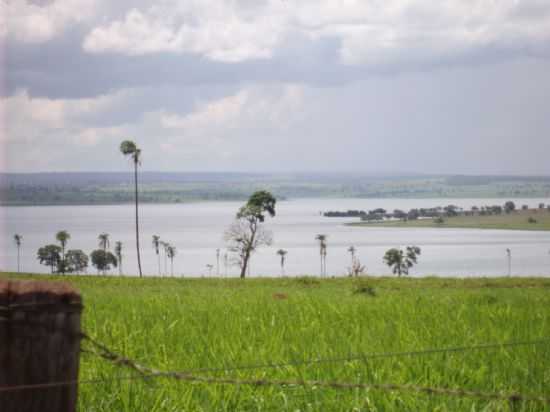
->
[528,217,537,224]
[353,280,376,297]
[295,276,321,287]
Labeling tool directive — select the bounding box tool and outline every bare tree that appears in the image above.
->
[224,191,276,278]
[225,219,273,278]
[347,245,356,267]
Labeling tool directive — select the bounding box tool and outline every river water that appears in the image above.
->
[2,198,550,277]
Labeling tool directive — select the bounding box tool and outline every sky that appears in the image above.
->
[1,0,550,175]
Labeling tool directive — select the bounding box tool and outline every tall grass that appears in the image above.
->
[3,274,550,411]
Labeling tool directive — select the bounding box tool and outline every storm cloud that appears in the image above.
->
[2,0,550,174]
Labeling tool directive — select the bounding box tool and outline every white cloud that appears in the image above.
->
[158,84,305,144]
[81,0,550,66]
[3,0,99,44]
[2,88,133,145]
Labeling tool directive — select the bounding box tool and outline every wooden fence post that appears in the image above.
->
[0,280,83,412]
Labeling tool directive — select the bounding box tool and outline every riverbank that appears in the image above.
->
[349,209,550,231]
[2,273,549,410]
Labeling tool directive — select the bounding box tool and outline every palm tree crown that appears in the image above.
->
[98,233,110,251]
[56,230,71,248]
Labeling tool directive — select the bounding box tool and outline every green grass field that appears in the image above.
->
[350,209,550,231]
[2,273,550,411]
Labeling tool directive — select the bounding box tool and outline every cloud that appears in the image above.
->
[2,0,100,44]
[83,3,285,62]
[81,0,550,67]
[2,88,133,145]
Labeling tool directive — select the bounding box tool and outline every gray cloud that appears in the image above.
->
[2,0,550,175]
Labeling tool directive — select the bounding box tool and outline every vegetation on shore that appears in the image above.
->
[350,208,550,231]
[2,273,549,411]
[3,172,550,206]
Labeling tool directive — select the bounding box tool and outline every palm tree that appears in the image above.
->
[13,234,22,273]
[56,230,71,275]
[120,140,143,277]
[206,264,214,277]
[160,241,169,276]
[152,235,161,275]
[348,245,356,267]
[166,245,177,276]
[216,248,220,276]
[115,241,123,275]
[98,233,110,274]
[224,252,228,277]
[276,249,287,276]
[315,234,327,277]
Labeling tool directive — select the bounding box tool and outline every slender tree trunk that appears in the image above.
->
[134,161,143,277]
[157,253,161,276]
[171,259,174,277]
[17,246,20,273]
[61,245,65,275]
[164,252,168,277]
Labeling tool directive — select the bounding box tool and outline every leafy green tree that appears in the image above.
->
[114,241,123,275]
[14,234,22,273]
[120,140,143,277]
[90,250,118,274]
[504,201,516,213]
[383,246,421,277]
[65,249,89,273]
[276,249,287,276]
[56,230,71,274]
[37,245,62,273]
[152,235,161,275]
[225,191,276,278]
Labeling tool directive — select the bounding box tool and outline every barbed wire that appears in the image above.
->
[83,334,550,376]
[1,333,549,406]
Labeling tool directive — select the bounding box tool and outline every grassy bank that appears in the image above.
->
[2,273,550,411]
[349,209,550,231]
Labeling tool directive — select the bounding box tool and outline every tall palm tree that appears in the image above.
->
[56,230,71,275]
[152,235,161,275]
[166,245,177,276]
[98,233,110,274]
[348,245,356,267]
[120,140,143,277]
[14,234,22,273]
[115,241,123,275]
[315,234,327,277]
[276,249,287,277]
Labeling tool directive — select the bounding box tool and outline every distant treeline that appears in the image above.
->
[324,201,550,221]
[2,172,550,206]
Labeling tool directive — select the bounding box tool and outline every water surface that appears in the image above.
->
[2,198,550,277]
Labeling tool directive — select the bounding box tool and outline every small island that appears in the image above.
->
[325,202,550,231]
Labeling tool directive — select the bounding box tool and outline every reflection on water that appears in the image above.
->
[2,198,550,277]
